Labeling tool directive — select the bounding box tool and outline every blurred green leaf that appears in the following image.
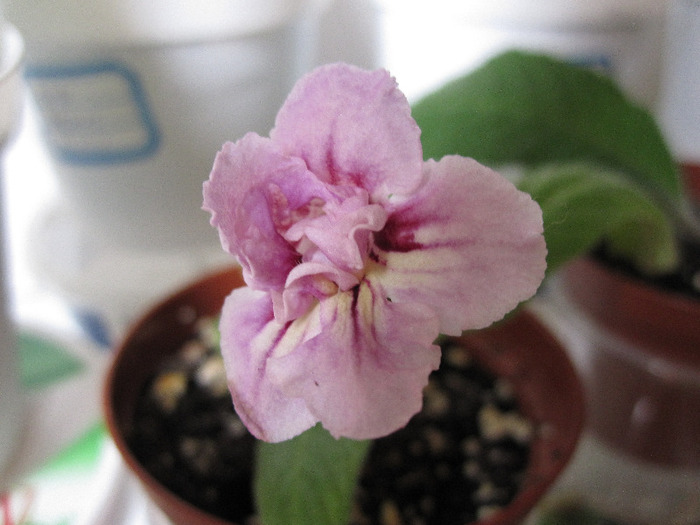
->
[519,163,678,275]
[412,50,684,273]
[19,332,83,389]
[412,50,681,206]
[254,424,370,525]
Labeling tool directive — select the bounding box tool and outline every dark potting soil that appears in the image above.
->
[128,322,533,525]
[595,238,700,299]
[351,341,532,525]
[128,320,258,522]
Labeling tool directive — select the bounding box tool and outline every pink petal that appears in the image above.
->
[219,286,318,442]
[271,260,359,323]
[270,63,424,203]
[374,156,547,334]
[222,278,440,442]
[288,188,388,272]
[267,280,441,440]
[203,134,331,291]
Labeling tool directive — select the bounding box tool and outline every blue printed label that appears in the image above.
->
[25,61,160,165]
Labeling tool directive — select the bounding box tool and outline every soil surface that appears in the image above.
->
[596,238,700,299]
[129,324,533,525]
[351,341,532,525]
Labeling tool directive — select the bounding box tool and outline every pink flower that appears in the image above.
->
[203,63,546,443]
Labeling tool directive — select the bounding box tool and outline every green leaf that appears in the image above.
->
[34,423,107,477]
[411,50,682,206]
[254,424,370,525]
[519,162,678,275]
[19,332,84,390]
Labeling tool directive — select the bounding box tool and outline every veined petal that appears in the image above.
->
[374,156,547,334]
[270,63,424,203]
[267,281,441,440]
[203,134,331,291]
[271,260,359,323]
[219,286,318,442]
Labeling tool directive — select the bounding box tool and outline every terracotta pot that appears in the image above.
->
[563,257,700,468]
[104,266,245,525]
[104,266,585,525]
[682,163,700,205]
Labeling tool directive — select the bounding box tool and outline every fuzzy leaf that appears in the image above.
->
[254,424,370,525]
[411,50,682,206]
[519,163,678,275]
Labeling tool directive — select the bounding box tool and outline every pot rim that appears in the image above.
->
[563,257,700,370]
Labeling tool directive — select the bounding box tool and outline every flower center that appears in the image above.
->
[266,182,389,322]
[269,183,388,274]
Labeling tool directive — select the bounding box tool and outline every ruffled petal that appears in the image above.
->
[374,156,547,334]
[267,280,441,440]
[271,260,359,323]
[219,286,318,442]
[288,188,388,272]
[270,63,424,203]
[203,133,331,291]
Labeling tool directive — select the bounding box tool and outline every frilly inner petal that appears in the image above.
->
[271,261,359,323]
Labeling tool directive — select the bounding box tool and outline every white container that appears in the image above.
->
[1,1,321,334]
[3,0,318,251]
[374,0,668,105]
[0,21,22,144]
[0,20,24,482]
[658,0,700,165]
[315,0,381,69]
